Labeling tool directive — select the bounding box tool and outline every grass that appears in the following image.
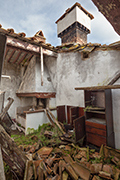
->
[11,123,62,147]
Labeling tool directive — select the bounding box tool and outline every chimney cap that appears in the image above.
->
[55,2,94,24]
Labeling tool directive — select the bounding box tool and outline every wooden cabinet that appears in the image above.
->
[84,89,115,148]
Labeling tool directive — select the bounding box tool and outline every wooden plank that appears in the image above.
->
[12,51,22,63]
[5,47,10,58]
[86,132,106,147]
[75,85,120,90]
[0,145,5,180]
[0,125,27,179]
[79,107,85,117]
[7,43,38,56]
[0,34,7,81]
[105,89,115,148]
[26,54,34,63]
[18,52,28,65]
[57,105,66,123]
[0,97,14,120]
[74,116,86,142]
[108,71,120,85]
[86,110,105,114]
[24,108,56,114]
[16,92,56,98]
[40,46,44,86]
[7,49,15,62]
[86,125,106,137]
[70,106,79,125]
[47,109,66,135]
[7,37,58,57]
[85,120,106,130]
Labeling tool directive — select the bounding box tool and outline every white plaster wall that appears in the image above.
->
[0,59,22,118]
[26,110,57,134]
[0,57,39,119]
[44,56,57,90]
[56,50,120,107]
[17,56,36,93]
[56,49,120,148]
[35,57,55,92]
[49,98,56,109]
[57,6,91,35]
[76,6,91,31]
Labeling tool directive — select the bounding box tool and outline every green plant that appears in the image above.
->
[4,163,10,174]
[84,106,92,112]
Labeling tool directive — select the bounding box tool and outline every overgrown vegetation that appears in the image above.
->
[11,123,62,147]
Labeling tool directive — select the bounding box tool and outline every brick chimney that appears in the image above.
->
[56,3,94,45]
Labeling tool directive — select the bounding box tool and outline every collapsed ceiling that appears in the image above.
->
[91,0,120,35]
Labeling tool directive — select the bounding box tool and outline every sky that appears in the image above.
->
[0,0,120,46]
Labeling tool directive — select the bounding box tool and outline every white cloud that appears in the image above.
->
[0,0,119,46]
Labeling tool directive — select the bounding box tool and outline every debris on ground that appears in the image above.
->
[5,123,120,180]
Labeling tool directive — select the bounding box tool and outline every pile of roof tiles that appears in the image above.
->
[20,135,120,180]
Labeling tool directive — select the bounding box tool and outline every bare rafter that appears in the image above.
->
[12,51,22,63]
[7,49,15,62]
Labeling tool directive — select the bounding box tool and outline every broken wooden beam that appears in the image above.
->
[47,109,66,135]
[0,97,14,120]
[0,124,27,179]
[0,145,5,180]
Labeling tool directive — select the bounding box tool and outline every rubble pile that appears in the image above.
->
[11,124,120,180]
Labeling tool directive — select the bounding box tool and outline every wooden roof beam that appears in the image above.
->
[18,52,28,65]
[7,37,58,57]
[12,51,22,63]
[7,50,15,62]
[75,85,120,91]
[26,54,34,63]
[16,92,56,98]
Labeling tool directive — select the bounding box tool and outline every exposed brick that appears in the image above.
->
[58,22,88,45]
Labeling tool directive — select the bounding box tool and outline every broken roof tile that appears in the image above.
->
[7,28,14,34]
[18,32,26,37]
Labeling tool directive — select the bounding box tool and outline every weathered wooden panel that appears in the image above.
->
[67,106,79,125]
[79,107,84,117]
[86,132,106,147]
[86,120,106,130]
[16,92,56,98]
[86,126,106,137]
[74,116,85,142]
[57,105,66,123]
